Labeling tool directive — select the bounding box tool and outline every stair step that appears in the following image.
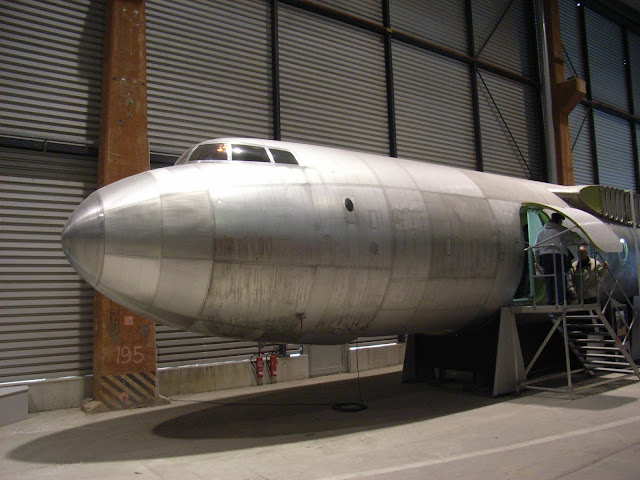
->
[570,338,616,344]
[578,352,627,359]
[589,367,636,374]
[548,306,640,380]
[584,359,631,367]
[572,345,620,350]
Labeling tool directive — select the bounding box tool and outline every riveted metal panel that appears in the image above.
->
[593,111,635,190]
[159,191,213,260]
[0,149,97,383]
[392,41,476,169]
[148,164,308,368]
[0,0,104,144]
[383,188,430,280]
[389,0,467,53]
[472,0,534,78]
[477,70,543,180]
[585,9,629,111]
[424,192,498,280]
[312,0,383,24]
[146,0,273,155]
[570,103,594,185]
[152,258,212,318]
[278,5,389,154]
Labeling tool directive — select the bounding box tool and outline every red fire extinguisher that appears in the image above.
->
[254,354,264,380]
[268,354,277,378]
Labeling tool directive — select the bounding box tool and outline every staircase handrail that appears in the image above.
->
[594,250,638,345]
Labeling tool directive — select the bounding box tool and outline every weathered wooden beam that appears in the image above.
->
[544,0,586,186]
[85,0,166,413]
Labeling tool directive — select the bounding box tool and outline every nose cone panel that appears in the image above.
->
[61,192,105,287]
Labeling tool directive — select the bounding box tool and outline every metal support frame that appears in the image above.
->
[382,0,397,158]
[577,3,600,185]
[464,0,484,173]
[499,304,640,399]
[271,0,281,141]
[536,0,557,183]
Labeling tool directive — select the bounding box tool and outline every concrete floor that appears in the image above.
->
[3,366,640,480]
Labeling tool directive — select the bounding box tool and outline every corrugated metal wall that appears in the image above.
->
[0,149,97,382]
[473,0,542,180]
[631,33,640,114]
[146,0,273,155]
[585,10,628,111]
[559,0,585,80]
[473,0,535,78]
[0,0,104,145]
[392,42,476,169]
[390,0,467,52]
[559,0,640,189]
[278,4,389,154]
[313,0,382,24]
[570,104,594,185]
[593,111,635,191]
[478,71,543,180]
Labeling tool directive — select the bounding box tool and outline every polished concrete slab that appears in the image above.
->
[3,366,640,480]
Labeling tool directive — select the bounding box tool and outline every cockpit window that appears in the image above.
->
[174,142,299,166]
[269,148,298,165]
[231,145,271,163]
[189,143,229,162]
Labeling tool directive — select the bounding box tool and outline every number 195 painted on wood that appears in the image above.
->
[115,345,144,364]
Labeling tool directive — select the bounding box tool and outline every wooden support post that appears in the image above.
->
[84,0,167,413]
[544,0,586,186]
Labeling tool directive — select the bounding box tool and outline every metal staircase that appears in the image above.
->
[494,205,640,398]
[563,307,640,379]
[494,304,640,399]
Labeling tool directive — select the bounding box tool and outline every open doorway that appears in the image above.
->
[514,207,548,304]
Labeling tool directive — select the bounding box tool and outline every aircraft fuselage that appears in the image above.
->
[61,139,635,343]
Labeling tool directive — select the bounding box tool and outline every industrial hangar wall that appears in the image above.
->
[559,0,640,188]
[0,0,639,385]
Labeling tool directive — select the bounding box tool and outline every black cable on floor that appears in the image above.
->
[332,339,368,413]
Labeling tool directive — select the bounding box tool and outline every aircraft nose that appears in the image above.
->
[61,192,105,287]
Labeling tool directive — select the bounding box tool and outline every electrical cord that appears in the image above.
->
[332,339,368,413]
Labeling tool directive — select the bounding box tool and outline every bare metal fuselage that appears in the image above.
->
[61,139,636,343]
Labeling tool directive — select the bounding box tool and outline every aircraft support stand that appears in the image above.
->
[494,305,640,399]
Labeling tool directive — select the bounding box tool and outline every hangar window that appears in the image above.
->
[269,148,298,165]
[231,145,271,163]
[188,143,229,162]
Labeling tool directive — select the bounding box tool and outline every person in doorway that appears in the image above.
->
[535,212,580,305]
[569,245,608,304]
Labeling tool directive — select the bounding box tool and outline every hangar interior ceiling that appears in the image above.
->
[0,0,639,384]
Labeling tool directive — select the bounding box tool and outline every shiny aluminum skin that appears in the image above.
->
[61,138,628,344]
